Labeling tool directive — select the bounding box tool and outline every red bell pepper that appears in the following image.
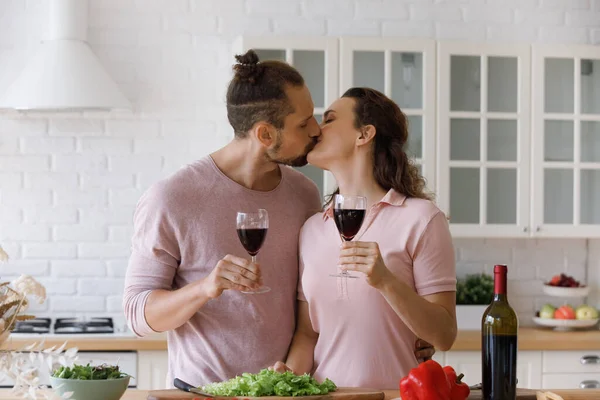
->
[399,360,451,400]
[443,365,471,400]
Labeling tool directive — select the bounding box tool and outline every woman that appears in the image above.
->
[273,88,457,389]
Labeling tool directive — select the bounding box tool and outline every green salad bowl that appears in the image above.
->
[49,376,130,400]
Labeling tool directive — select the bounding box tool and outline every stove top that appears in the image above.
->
[13,317,120,335]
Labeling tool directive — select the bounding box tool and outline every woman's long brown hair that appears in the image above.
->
[326,87,433,205]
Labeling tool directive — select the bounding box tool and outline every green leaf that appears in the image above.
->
[201,369,337,397]
[51,363,129,380]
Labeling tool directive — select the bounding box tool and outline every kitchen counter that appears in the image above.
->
[0,389,599,400]
[1,332,169,351]
[3,327,600,352]
[452,327,600,351]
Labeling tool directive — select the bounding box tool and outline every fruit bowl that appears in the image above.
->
[533,317,599,331]
[542,284,590,298]
[544,273,589,297]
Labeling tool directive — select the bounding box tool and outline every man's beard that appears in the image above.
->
[266,134,317,167]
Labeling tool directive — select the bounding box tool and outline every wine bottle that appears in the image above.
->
[481,264,519,400]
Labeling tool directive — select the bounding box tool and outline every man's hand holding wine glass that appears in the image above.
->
[202,254,262,299]
[338,241,392,289]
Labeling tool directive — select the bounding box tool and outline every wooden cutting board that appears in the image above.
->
[147,388,540,400]
[148,388,600,400]
[147,387,385,400]
[467,389,537,399]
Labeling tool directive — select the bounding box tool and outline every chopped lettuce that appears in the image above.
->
[201,369,337,397]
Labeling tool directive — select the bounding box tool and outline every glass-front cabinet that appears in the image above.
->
[233,36,600,238]
[437,42,532,237]
[232,37,339,201]
[339,38,437,193]
[532,45,600,237]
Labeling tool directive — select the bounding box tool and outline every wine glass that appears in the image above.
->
[329,194,367,279]
[236,209,271,294]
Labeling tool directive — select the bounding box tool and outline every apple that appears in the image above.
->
[554,305,576,320]
[539,304,556,319]
[576,305,599,320]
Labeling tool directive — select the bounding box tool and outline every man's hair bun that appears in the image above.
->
[233,49,263,83]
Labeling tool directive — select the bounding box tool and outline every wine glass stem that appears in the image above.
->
[251,255,256,264]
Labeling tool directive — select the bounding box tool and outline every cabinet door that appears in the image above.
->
[233,36,339,200]
[339,37,436,194]
[532,44,600,238]
[437,42,531,237]
[137,351,169,390]
[445,351,542,389]
[542,373,600,390]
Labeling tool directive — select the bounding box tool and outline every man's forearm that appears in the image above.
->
[144,279,212,332]
[379,277,456,351]
[285,331,318,375]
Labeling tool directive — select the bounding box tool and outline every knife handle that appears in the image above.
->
[174,378,196,392]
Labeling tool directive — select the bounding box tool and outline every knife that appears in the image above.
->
[174,378,215,398]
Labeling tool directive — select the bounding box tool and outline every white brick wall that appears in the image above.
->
[0,0,599,325]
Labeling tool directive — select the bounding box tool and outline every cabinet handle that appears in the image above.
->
[580,355,600,364]
[536,226,541,232]
[579,380,600,389]
[523,227,528,232]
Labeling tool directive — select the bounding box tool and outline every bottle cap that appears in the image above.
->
[494,264,507,273]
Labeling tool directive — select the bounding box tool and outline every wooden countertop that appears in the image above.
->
[0,389,599,400]
[1,332,169,351]
[2,327,600,352]
[452,327,600,351]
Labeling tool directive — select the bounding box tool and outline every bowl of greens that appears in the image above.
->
[50,363,131,400]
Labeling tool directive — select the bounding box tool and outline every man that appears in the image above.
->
[123,49,434,387]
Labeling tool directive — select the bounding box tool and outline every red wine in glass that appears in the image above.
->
[330,194,367,279]
[236,209,270,294]
[333,209,366,241]
[236,228,267,256]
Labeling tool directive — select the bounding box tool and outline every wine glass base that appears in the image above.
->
[329,274,359,279]
[241,286,271,294]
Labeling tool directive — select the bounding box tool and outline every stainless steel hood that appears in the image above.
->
[0,0,131,112]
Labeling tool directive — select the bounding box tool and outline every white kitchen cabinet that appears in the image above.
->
[444,350,542,389]
[531,44,600,238]
[541,350,600,389]
[232,36,339,200]
[437,41,532,237]
[542,373,600,389]
[339,37,437,194]
[137,351,169,390]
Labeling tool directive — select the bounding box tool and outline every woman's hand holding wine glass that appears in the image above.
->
[338,241,392,289]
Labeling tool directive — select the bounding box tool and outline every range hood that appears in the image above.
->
[0,0,131,112]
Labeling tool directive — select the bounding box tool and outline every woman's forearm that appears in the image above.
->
[284,300,318,374]
[378,276,457,351]
[284,331,318,375]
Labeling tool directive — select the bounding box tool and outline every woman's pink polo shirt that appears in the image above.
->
[297,189,456,389]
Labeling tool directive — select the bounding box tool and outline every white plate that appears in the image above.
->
[532,316,599,331]
[542,284,590,298]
